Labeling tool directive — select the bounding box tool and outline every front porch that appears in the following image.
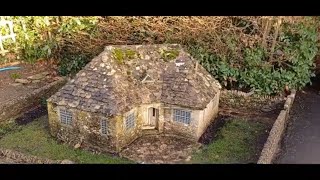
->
[141,104,163,131]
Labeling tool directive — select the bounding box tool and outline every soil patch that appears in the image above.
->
[198,115,229,145]
[15,105,47,125]
[0,61,57,103]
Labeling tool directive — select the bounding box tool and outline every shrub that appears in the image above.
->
[0,16,318,95]
[187,17,318,95]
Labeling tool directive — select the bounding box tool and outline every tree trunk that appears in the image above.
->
[269,17,282,61]
[262,17,273,51]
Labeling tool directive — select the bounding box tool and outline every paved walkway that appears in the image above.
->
[120,135,201,164]
[276,82,320,164]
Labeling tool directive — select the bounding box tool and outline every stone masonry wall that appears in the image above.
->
[0,148,60,164]
[47,102,118,153]
[0,78,66,123]
[163,105,199,141]
[257,90,296,164]
[197,91,220,139]
[116,107,143,151]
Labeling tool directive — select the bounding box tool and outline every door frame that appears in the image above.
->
[143,106,159,129]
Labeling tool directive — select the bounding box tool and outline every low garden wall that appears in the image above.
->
[0,148,75,164]
[0,77,67,123]
[257,90,297,164]
[0,148,59,164]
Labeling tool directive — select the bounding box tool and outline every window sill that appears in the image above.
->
[60,123,73,129]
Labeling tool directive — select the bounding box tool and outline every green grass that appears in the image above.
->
[192,119,266,164]
[0,121,22,137]
[0,116,132,164]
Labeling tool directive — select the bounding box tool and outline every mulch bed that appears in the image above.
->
[15,105,47,125]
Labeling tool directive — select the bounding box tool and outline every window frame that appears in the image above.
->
[58,107,73,127]
[125,112,135,130]
[172,109,191,125]
[100,118,109,135]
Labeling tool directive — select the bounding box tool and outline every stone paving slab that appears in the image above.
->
[120,135,202,164]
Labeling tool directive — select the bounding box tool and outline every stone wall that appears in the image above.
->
[47,102,119,153]
[48,99,219,154]
[0,148,60,164]
[163,105,199,141]
[257,90,297,164]
[197,91,220,139]
[221,89,284,101]
[0,78,66,123]
[116,107,143,151]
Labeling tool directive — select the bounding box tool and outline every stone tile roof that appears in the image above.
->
[48,44,221,116]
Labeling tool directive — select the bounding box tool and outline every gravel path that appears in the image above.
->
[276,80,320,164]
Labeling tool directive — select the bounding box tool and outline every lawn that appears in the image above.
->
[192,118,267,164]
[0,116,132,164]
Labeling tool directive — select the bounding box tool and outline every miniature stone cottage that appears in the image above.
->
[47,44,221,153]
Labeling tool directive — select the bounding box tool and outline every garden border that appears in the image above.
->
[0,148,59,164]
[257,90,297,164]
[0,148,75,164]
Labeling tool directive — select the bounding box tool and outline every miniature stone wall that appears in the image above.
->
[0,77,66,123]
[116,107,143,151]
[163,106,198,141]
[162,95,219,141]
[0,148,60,164]
[257,90,297,164]
[47,102,119,153]
[197,91,220,138]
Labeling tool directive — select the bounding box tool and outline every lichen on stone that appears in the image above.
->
[112,48,140,64]
[159,49,180,62]
[125,49,139,59]
[112,48,125,64]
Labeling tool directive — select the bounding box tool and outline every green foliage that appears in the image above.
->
[0,122,21,137]
[0,16,318,94]
[112,48,125,64]
[188,19,319,95]
[40,97,47,108]
[10,72,21,80]
[58,53,92,76]
[192,119,266,163]
[0,16,98,64]
[0,116,132,164]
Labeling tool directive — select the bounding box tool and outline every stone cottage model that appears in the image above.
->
[47,44,221,153]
